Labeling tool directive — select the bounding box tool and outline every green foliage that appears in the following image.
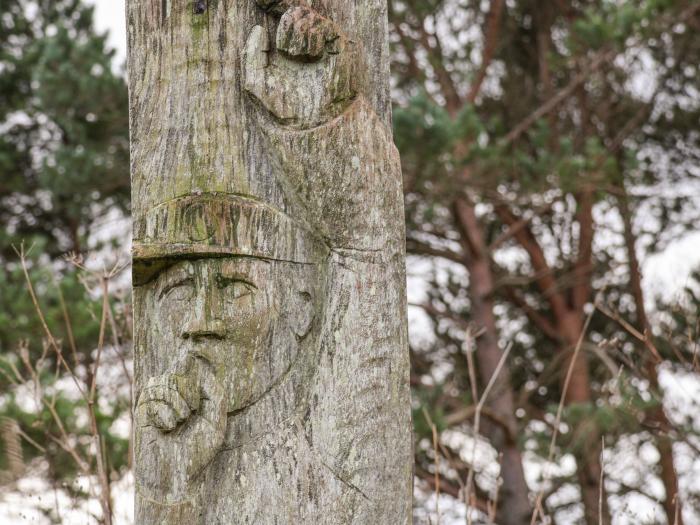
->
[0,0,129,258]
[0,254,101,380]
[570,0,678,51]
[412,383,463,439]
[395,97,620,198]
[0,254,132,481]
[393,0,700,517]
[393,92,457,183]
[0,389,130,480]
[0,0,131,508]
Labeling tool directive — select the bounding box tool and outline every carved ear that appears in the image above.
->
[291,291,315,339]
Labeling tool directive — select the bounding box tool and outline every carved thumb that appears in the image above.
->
[138,374,197,432]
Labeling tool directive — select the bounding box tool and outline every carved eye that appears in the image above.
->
[216,276,256,301]
[160,279,194,302]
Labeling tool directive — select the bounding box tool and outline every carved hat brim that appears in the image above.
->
[132,193,328,286]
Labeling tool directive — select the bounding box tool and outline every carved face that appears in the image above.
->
[143,257,315,413]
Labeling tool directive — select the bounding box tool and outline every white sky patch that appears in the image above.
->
[89,0,127,68]
[643,232,700,303]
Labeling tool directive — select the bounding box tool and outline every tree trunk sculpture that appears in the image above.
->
[127,0,412,523]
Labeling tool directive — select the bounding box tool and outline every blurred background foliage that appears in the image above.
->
[1,1,131,522]
[0,0,699,524]
[392,0,700,523]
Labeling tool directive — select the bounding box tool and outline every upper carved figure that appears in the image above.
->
[245,0,365,129]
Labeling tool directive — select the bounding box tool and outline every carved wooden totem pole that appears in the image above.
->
[128,1,412,523]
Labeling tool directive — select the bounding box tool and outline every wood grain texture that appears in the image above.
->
[128,1,412,523]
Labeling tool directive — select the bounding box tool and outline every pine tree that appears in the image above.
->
[0,2,131,518]
[392,1,700,523]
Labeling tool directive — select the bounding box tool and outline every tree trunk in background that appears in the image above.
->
[127,1,412,523]
[496,200,610,525]
[619,187,684,525]
[559,311,611,525]
[558,188,609,525]
[454,198,532,525]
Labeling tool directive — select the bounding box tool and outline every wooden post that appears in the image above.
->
[127,1,412,523]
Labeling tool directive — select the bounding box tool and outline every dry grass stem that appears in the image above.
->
[422,406,441,525]
[530,305,595,525]
[465,341,513,525]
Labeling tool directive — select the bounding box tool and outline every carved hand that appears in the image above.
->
[139,373,200,432]
[259,2,342,60]
[246,2,402,252]
[245,1,364,128]
[135,357,227,503]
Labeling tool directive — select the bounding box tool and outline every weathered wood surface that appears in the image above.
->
[128,0,412,523]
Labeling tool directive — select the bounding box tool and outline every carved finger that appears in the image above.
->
[138,375,198,432]
[243,25,269,107]
[182,366,228,479]
[171,358,203,410]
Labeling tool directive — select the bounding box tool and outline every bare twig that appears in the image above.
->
[53,274,80,372]
[487,473,502,524]
[87,274,114,525]
[530,305,595,525]
[14,244,87,399]
[465,342,513,525]
[599,437,605,525]
[422,406,441,525]
[12,248,120,524]
[595,302,662,363]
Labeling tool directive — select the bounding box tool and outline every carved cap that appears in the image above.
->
[132,193,328,286]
